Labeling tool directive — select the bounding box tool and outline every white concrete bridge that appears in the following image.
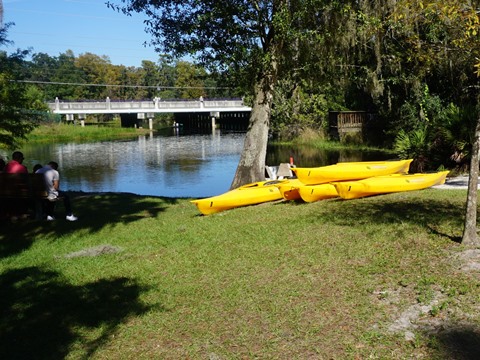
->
[47,97,252,129]
[47,97,251,115]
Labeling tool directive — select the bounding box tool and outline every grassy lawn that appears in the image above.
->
[1,189,480,359]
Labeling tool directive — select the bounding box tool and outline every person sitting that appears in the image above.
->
[4,151,28,173]
[36,161,78,221]
[33,164,43,173]
[3,151,30,219]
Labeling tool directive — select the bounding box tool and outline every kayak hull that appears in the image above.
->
[298,183,339,202]
[292,159,413,185]
[332,171,449,200]
[276,179,304,200]
[191,180,287,215]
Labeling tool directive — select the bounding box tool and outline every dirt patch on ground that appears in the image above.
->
[57,245,123,259]
[386,290,447,341]
[376,249,480,342]
[455,249,480,272]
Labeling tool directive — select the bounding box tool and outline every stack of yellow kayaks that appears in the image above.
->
[280,159,413,202]
[190,180,288,215]
[291,159,413,185]
[190,159,449,215]
[332,171,449,200]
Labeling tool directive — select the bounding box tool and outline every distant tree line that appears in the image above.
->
[5,50,240,102]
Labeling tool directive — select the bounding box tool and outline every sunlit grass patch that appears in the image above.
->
[26,123,151,144]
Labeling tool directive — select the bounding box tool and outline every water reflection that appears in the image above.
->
[2,131,245,198]
[1,131,391,198]
[266,144,393,167]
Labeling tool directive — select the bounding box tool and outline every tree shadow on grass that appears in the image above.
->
[0,266,158,359]
[313,193,466,241]
[0,192,179,258]
[71,191,179,229]
[426,225,463,243]
[424,325,480,360]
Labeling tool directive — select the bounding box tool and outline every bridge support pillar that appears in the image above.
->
[137,113,145,129]
[210,111,219,129]
[78,113,86,127]
[147,113,154,130]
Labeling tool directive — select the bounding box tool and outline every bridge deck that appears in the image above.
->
[48,98,252,115]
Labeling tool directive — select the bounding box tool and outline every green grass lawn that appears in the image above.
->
[1,189,479,359]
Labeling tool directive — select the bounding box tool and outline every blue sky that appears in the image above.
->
[3,0,160,67]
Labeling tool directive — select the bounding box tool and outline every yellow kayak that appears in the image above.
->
[291,159,413,185]
[332,171,449,200]
[276,179,304,200]
[191,180,288,215]
[298,183,339,202]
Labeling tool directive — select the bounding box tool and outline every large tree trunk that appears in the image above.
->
[462,114,480,247]
[230,75,274,189]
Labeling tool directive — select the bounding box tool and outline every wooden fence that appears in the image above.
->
[329,111,379,144]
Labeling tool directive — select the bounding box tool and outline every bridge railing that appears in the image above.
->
[111,101,157,110]
[50,102,110,111]
[48,98,246,113]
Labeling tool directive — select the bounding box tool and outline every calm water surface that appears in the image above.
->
[1,130,391,198]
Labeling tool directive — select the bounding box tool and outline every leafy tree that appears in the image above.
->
[139,60,161,99]
[107,0,354,187]
[121,65,147,100]
[24,85,49,112]
[29,53,58,84]
[103,64,123,99]
[156,55,176,98]
[0,24,42,148]
[391,0,480,247]
[51,50,87,100]
[74,52,114,99]
[271,78,329,140]
[0,69,39,148]
[174,61,205,99]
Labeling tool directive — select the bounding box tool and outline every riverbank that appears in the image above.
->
[1,188,479,359]
[24,122,154,144]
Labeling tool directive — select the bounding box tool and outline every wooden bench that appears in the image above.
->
[0,173,48,220]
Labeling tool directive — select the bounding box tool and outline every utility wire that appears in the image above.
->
[14,79,231,89]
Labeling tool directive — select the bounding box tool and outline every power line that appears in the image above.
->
[10,30,150,46]
[13,79,231,89]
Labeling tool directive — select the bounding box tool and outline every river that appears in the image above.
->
[0,130,391,198]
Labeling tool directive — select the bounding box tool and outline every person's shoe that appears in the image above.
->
[46,215,55,221]
[66,214,78,221]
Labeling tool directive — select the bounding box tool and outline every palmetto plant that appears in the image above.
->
[394,127,430,172]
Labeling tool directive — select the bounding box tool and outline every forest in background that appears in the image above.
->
[0,48,237,103]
